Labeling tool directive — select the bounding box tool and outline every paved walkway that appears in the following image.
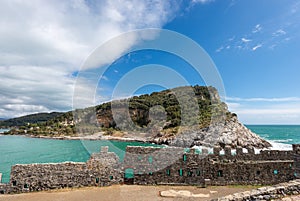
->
[0,185,256,201]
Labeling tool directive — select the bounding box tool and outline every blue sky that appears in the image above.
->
[0,0,300,124]
[166,0,300,124]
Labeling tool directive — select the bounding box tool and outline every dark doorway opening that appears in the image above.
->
[124,168,134,185]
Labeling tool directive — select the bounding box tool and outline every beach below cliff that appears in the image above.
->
[0,184,258,201]
[14,132,153,143]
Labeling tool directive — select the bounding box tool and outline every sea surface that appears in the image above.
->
[0,134,160,183]
[0,125,299,183]
[246,125,300,149]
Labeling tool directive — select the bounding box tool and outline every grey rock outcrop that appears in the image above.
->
[168,115,271,149]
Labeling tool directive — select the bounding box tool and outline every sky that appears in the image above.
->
[0,0,300,124]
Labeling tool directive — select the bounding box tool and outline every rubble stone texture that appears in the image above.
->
[213,179,300,201]
[0,144,300,195]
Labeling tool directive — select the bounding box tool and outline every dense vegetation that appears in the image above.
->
[0,112,63,128]
[5,85,232,137]
[96,85,229,132]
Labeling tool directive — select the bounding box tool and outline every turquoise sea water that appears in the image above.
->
[246,125,300,144]
[0,134,160,183]
[0,125,299,183]
[0,129,10,133]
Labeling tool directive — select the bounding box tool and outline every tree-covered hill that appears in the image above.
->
[95,85,229,131]
[6,85,227,136]
[4,85,271,148]
[0,112,64,128]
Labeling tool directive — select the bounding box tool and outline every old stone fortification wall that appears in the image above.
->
[213,179,300,201]
[0,146,122,194]
[0,144,300,194]
[123,145,299,186]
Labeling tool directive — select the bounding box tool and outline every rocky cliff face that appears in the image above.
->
[155,114,271,149]
[217,115,271,148]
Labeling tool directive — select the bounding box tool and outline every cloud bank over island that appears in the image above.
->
[0,0,185,118]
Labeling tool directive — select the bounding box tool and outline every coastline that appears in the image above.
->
[1,133,294,151]
[2,133,154,144]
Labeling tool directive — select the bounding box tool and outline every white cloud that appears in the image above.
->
[269,44,277,50]
[226,96,300,102]
[252,24,262,33]
[226,96,300,124]
[226,102,241,110]
[252,44,262,51]
[0,0,183,118]
[241,37,252,43]
[192,0,214,4]
[217,1,299,53]
[234,108,300,115]
[101,76,109,81]
[272,29,287,37]
[83,31,139,69]
[216,46,224,52]
[228,36,235,41]
[291,1,300,14]
[285,37,291,41]
[0,65,77,118]
[230,106,300,125]
[228,0,238,8]
[216,36,255,53]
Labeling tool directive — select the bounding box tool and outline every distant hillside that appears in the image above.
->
[39,85,227,135]
[6,85,271,148]
[0,112,64,128]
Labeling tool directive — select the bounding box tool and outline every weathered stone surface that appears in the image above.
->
[169,116,271,149]
[213,179,300,201]
[160,190,210,198]
[1,146,122,194]
[122,145,298,186]
[0,144,300,195]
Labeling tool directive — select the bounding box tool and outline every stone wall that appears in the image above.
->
[123,146,297,186]
[213,179,300,201]
[0,144,300,194]
[0,147,122,194]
